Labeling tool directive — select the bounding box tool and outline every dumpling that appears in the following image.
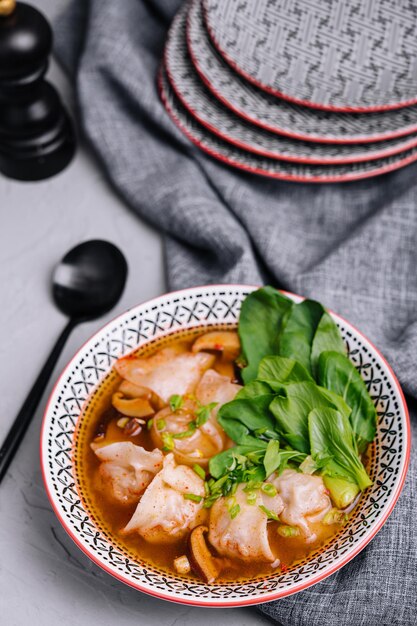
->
[208,484,284,562]
[151,402,224,466]
[92,442,163,505]
[114,346,215,404]
[151,369,240,465]
[195,369,242,417]
[123,453,206,542]
[270,469,332,542]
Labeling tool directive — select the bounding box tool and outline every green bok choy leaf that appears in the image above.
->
[317,351,377,452]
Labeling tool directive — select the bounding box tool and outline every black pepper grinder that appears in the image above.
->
[0,0,76,181]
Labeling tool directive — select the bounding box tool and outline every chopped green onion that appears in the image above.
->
[193,464,206,480]
[261,483,277,497]
[184,493,203,503]
[169,394,183,412]
[246,491,257,505]
[229,503,240,519]
[147,418,154,431]
[243,481,262,492]
[172,421,196,439]
[258,505,279,521]
[210,474,230,493]
[156,418,166,430]
[116,417,129,429]
[277,525,300,537]
[161,431,174,451]
[195,402,218,427]
[203,496,219,509]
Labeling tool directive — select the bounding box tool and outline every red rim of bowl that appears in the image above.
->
[186,1,417,145]
[158,71,417,183]
[40,284,411,607]
[201,0,417,114]
[163,39,417,166]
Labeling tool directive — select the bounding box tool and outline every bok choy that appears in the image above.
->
[209,286,375,511]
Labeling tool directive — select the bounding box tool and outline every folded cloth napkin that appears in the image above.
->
[55,1,416,624]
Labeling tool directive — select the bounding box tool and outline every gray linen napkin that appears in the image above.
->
[54,1,416,624]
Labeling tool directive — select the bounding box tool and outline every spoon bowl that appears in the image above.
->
[53,240,128,320]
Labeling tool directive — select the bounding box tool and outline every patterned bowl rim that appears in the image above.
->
[40,284,411,607]
[158,70,417,184]
[201,0,417,114]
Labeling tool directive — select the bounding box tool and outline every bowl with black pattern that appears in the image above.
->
[40,285,410,606]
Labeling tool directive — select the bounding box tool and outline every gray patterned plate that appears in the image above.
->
[159,68,417,183]
[188,0,417,144]
[204,0,417,112]
[165,6,417,165]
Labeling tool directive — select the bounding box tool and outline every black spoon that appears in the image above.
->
[0,240,128,483]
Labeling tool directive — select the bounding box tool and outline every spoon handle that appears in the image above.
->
[0,318,76,484]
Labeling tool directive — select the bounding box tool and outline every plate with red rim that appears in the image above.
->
[187,0,417,145]
[159,67,417,183]
[203,0,417,113]
[41,284,410,607]
[165,5,417,165]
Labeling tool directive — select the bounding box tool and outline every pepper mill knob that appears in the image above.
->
[0,1,76,181]
[0,0,16,16]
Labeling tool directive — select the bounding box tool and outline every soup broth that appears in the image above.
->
[76,329,360,583]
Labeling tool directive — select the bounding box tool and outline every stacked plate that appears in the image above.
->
[159,0,417,183]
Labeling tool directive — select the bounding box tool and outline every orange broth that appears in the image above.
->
[76,330,354,582]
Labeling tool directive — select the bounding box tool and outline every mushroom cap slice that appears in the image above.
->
[189,525,222,583]
[192,331,240,361]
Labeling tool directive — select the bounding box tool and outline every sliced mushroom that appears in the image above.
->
[189,525,222,583]
[123,417,145,437]
[213,358,235,380]
[112,391,155,418]
[192,331,240,361]
[118,380,164,409]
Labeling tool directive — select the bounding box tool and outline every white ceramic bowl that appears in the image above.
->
[41,285,410,607]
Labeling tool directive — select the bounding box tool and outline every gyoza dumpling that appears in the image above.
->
[123,453,206,543]
[92,442,163,505]
[195,369,242,418]
[208,484,284,562]
[114,346,215,404]
[270,469,332,542]
[151,369,240,466]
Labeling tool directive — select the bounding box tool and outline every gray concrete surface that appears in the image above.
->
[0,1,271,625]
